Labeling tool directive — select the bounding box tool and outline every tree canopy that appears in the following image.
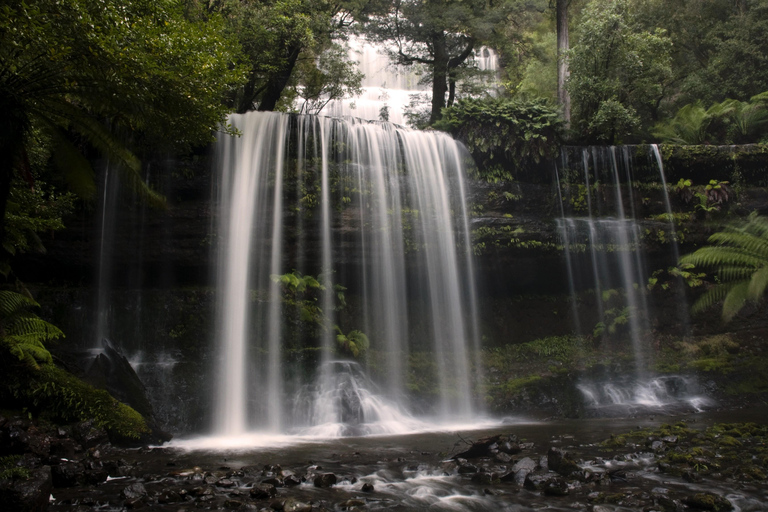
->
[0,0,244,246]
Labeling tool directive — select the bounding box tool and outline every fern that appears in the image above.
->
[0,290,63,369]
[680,213,768,322]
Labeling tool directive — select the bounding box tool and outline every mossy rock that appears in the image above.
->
[2,362,148,441]
[683,492,733,511]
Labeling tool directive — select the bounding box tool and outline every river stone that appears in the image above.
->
[121,482,147,500]
[361,482,374,492]
[158,490,182,503]
[339,499,366,510]
[542,477,569,496]
[523,471,555,491]
[283,498,312,512]
[52,461,85,487]
[547,447,580,476]
[683,492,733,511]
[0,465,52,512]
[499,440,521,455]
[453,435,502,459]
[73,421,108,449]
[283,474,301,486]
[313,473,337,487]
[457,462,478,474]
[217,478,236,487]
[494,451,513,463]
[471,471,496,484]
[251,483,278,499]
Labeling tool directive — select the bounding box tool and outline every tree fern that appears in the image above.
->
[680,213,768,322]
[0,290,63,369]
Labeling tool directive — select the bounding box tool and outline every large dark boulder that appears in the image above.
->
[0,466,53,512]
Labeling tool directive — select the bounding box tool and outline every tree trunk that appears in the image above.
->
[556,0,571,126]
[257,45,302,112]
[429,33,449,125]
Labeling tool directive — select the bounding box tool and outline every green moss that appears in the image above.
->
[717,435,742,447]
[689,357,733,373]
[0,455,30,480]
[504,375,542,394]
[5,364,148,440]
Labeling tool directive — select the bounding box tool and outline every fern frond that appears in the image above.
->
[707,231,768,259]
[0,291,38,318]
[680,247,764,269]
[722,281,751,322]
[747,265,768,301]
[691,282,740,315]
[717,266,758,282]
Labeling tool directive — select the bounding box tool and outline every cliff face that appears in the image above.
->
[14,144,768,432]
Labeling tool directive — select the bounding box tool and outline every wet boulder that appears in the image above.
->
[121,482,147,501]
[0,465,52,512]
[453,435,502,459]
[251,482,278,499]
[500,456,536,484]
[51,461,85,487]
[547,447,580,477]
[313,473,337,487]
[72,421,108,450]
[523,471,559,491]
[683,493,733,511]
[542,477,569,496]
[457,461,478,474]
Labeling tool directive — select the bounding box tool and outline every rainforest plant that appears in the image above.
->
[435,97,563,182]
[680,213,768,322]
[0,290,62,369]
[335,326,369,358]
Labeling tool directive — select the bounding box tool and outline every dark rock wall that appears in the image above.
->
[12,145,768,432]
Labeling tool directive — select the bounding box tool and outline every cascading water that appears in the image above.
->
[324,37,498,125]
[212,111,481,439]
[557,147,652,370]
[557,146,705,413]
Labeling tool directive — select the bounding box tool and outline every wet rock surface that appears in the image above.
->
[3,415,768,511]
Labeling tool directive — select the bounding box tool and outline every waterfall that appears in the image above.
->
[323,37,499,125]
[557,147,651,370]
[557,146,702,412]
[212,112,480,437]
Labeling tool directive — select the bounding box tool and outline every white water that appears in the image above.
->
[578,375,712,413]
[556,147,652,368]
[324,37,498,125]
[212,112,481,439]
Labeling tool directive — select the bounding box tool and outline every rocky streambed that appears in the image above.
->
[3,412,768,511]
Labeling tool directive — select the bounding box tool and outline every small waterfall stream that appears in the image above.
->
[212,112,482,438]
[556,146,707,413]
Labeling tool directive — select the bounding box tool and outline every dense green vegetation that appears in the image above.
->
[0,290,148,439]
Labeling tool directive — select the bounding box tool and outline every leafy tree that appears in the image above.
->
[680,213,768,322]
[363,0,512,124]
[0,0,244,246]
[203,0,372,113]
[679,1,768,105]
[566,0,672,143]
